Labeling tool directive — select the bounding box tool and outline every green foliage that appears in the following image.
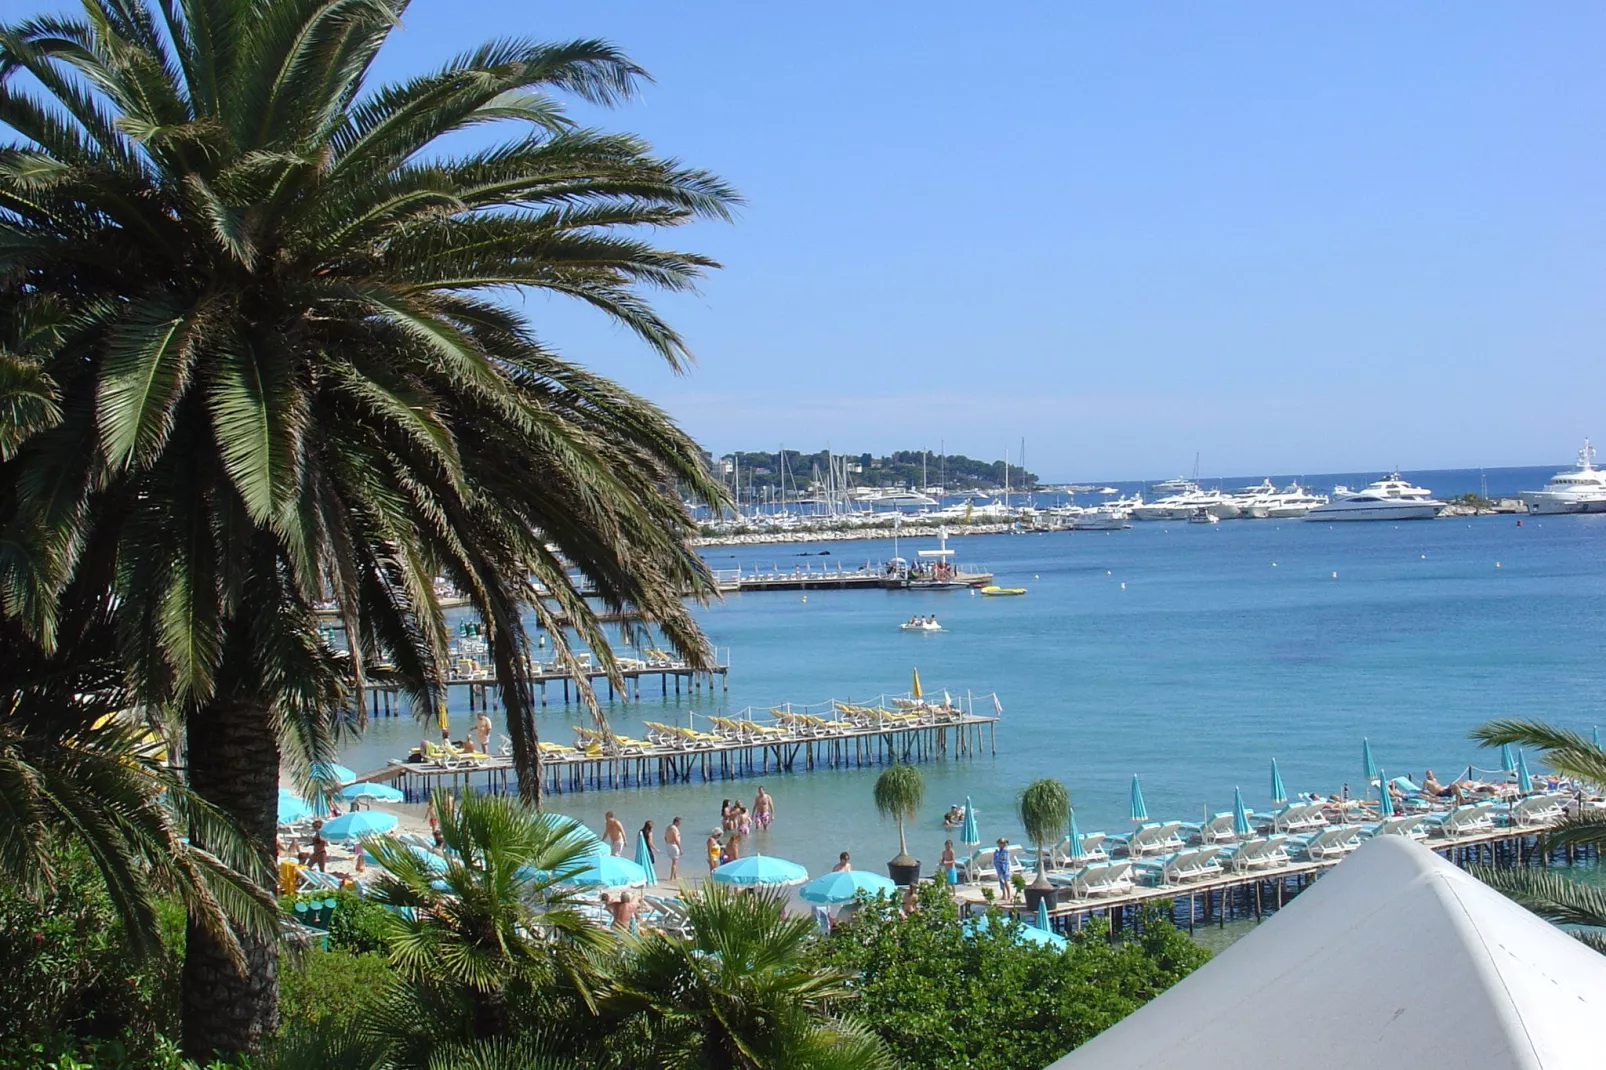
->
[1470,865,1606,954]
[873,764,925,859]
[1471,718,1606,853]
[808,883,1210,1070]
[276,890,395,956]
[722,449,1038,492]
[278,948,396,1031]
[1018,779,1071,858]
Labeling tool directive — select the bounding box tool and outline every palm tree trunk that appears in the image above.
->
[182,699,280,1057]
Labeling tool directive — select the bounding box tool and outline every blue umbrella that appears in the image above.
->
[1129,775,1148,823]
[543,816,605,854]
[1499,743,1516,774]
[800,869,897,904]
[1270,759,1287,805]
[567,850,649,889]
[1067,808,1085,861]
[1595,726,1601,751]
[710,854,809,887]
[1232,787,1251,837]
[1377,769,1395,818]
[634,833,658,886]
[1035,897,1051,932]
[339,782,404,803]
[319,811,399,841]
[964,914,1068,951]
[365,843,446,873]
[277,789,313,825]
[960,796,980,847]
[1516,750,1533,794]
[1362,739,1378,791]
[310,762,357,785]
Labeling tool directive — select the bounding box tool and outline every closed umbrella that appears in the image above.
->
[1362,739,1378,794]
[1270,759,1287,805]
[800,869,897,904]
[1129,775,1148,823]
[339,782,404,803]
[1068,808,1085,861]
[320,811,399,841]
[960,796,980,847]
[1594,726,1601,750]
[310,762,357,785]
[710,854,809,887]
[1377,769,1395,818]
[634,832,658,887]
[912,667,923,699]
[1035,897,1052,932]
[1516,750,1533,794]
[1499,743,1516,774]
[1232,787,1252,838]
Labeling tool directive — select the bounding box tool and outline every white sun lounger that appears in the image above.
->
[1139,846,1225,886]
[1361,815,1426,841]
[1259,801,1328,834]
[1121,821,1186,858]
[1190,812,1255,845]
[1053,860,1135,899]
[1503,793,1567,829]
[1292,824,1365,862]
[1042,832,1109,869]
[1218,835,1291,873]
[957,844,1024,883]
[1425,801,1496,839]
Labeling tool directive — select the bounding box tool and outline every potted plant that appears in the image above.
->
[1018,777,1070,912]
[873,764,925,885]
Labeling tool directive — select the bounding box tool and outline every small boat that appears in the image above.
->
[979,585,1027,596]
[899,619,943,632]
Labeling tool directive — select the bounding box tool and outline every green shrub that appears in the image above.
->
[278,947,395,1032]
[278,889,393,955]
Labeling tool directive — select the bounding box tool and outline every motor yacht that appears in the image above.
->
[1265,482,1328,518]
[1519,441,1606,515]
[1132,488,1234,521]
[1303,474,1445,521]
[1070,505,1132,530]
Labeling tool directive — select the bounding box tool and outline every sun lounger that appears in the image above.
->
[1218,835,1291,873]
[1291,824,1365,862]
[1189,812,1254,846]
[1258,801,1328,834]
[957,844,1024,883]
[1051,860,1135,899]
[1361,815,1426,841]
[1116,821,1185,858]
[1502,793,1567,829]
[1136,847,1224,886]
[1424,801,1496,839]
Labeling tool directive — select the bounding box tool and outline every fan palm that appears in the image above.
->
[362,789,605,1059]
[0,0,733,1053]
[604,883,894,1070]
[1468,865,1606,955]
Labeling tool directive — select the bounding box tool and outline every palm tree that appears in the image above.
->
[1017,778,1070,896]
[1470,866,1606,955]
[0,0,733,1053]
[362,789,607,1059]
[872,763,924,880]
[604,883,894,1070]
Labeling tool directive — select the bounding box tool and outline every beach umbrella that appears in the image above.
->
[710,854,809,887]
[1377,769,1395,818]
[567,850,648,889]
[634,833,658,886]
[1362,739,1377,793]
[277,790,313,825]
[1232,787,1252,838]
[911,667,923,699]
[800,869,897,904]
[1499,743,1516,774]
[1068,808,1085,861]
[1516,750,1533,794]
[365,843,446,873]
[1035,897,1052,932]
[1270,759,1287,805]
[1595,726,1601,751]
[339,782,404,803]
[961,795,980,846]
[310,762,357,785]
[1129,775,1148,823]
[320,811,399,841]
[964,914,1068,951]
[436,700,449,734]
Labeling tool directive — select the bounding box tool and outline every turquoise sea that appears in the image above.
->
[336,466,1606,877]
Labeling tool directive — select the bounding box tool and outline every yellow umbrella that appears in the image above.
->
[911,668,923,699]
[436,700,449,734]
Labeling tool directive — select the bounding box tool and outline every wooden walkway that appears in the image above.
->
[357,654,731,717]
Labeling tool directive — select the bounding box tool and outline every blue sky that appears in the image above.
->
[15,1,1605,479]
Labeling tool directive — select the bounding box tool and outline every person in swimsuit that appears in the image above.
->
[706,830,722,872]
[639,820,656,866]
[309,820,329,873]
[940,840,958,885]
[831,851,851,872]
[754,786,774,831]
[604,812,626,856]
[992,837,1013,902]
[665,817,683,880]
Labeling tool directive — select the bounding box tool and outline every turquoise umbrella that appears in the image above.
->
[710,854,809,887]
[1499,743,1516,774]
[310,762,357,785]
[1595,726,1601,750]
[1516,750,1533,794]
[634,832,658,886]
[365,843,446,873]
[1067,808,1085,861]
[1362,739,1378,793]
[1129,775,1148,823]
[1270,759,1287,805]
[567,850,648,889]
[960,796,980,846]
[1377,769,1395,818]
[339,782,404,803]
[964,914,1068,951]
[277,789,313,825]
[800,869,897,904]
[1232,787,1251,837]
[1035,897,1051,932]
[320,811,398,841]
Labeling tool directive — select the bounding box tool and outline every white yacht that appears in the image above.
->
[1519,441,1606,515]
[855,487,939,507]
[1070,505,1132,530]
[1303,474,1445,522]
[1132,488,1235,521]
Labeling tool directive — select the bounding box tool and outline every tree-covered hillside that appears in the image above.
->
[713,449,1037,493]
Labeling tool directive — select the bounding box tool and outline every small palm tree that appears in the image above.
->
[363,789,605,1052]
[604,883,893,1070]
[1018,778,1071,892]
[872,764,925,870]
[1469,866,1606,955]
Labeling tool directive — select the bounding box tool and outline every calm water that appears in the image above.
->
[336,466,1606,876]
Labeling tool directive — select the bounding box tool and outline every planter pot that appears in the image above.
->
[1023,884,1057,912]
[887,858,922,886]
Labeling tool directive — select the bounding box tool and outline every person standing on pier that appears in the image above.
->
[472,710,493,754]
[754,786,775,830]
[665,818,683,880]
[992,837,1014,902]
[604,812,626,856]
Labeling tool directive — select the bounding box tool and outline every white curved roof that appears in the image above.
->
[1046,835,1606,1070]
